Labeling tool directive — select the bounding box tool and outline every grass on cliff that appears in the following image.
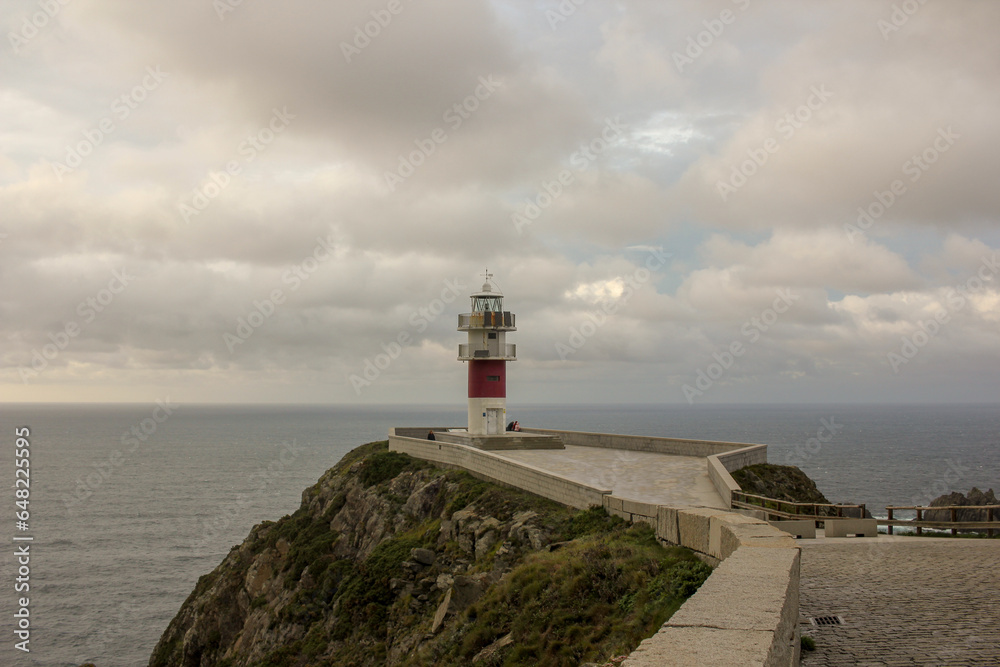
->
[170,442,713,667]
[420,521,711,667]
[731,463,831,505]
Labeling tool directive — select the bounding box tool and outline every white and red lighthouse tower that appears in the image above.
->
[458,272,516,435]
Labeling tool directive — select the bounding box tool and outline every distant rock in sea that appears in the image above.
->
[925,487,998,524]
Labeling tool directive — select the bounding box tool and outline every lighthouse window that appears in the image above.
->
[487,375,500,382]
[488,332,497,339]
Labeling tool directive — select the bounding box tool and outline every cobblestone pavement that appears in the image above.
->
[799,538,1000,666]
[494,445,727,508]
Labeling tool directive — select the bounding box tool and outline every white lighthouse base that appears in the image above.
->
[467,397,508,436]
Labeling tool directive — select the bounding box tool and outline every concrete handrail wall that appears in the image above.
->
[708,444,768,507]
[388,430,610,510]
[604,497,800,666]
[520,427,763,457]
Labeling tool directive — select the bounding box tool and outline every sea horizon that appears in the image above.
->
[0,402,996,666]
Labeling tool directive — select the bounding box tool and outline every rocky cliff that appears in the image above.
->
[731,463,832,505]
[149,441,712,667]
[925,487,998,524]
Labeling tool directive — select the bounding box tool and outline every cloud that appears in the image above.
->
[1,0,998,403]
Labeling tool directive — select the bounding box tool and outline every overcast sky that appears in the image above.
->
[2,0,998,405]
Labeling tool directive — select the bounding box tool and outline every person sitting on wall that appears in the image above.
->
[513,421,521,432]
[506,421,515,431]
[427,430,436,441]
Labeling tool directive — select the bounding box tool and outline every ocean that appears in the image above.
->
[0,402,996,666]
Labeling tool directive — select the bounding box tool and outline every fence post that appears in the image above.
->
[888,508,893,536]
[990,507,994,539]
[951,507,957,536]
[917,508,923,536]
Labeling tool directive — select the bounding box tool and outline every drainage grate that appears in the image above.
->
[810,615,845,626]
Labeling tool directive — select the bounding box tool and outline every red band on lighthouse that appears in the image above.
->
[468,360,506,398]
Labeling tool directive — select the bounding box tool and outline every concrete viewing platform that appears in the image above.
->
[389,424,1000,665]
[494,445,728,509]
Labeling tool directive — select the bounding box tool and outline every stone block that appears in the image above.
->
[824,518,877,537]
[668,547,798,633]
[735,508,769,521]
[768,519,816,539]
[719,522,797,560]
[656,506,681,544]
[608,508,629,521]
[622,626,773,667]
[621,499,658,518]
[677,507,729,555]
[709,513,763,559]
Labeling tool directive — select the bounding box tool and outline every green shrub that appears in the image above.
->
[359,451,415,487]
[666,560,713,599]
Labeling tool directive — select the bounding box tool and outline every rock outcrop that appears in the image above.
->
[148,441,712,667]
[925,487,998,524]
[731,463,832,505]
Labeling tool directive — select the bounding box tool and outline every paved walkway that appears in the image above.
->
[494,445,727,509]
[799,537,1000,666]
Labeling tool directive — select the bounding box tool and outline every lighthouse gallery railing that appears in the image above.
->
[458,312,515,329]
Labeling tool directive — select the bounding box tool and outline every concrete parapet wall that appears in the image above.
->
[387,430,609,510]
[393,426,459,439]
[625,505,800,667]
[520,427,762,457]
[708,444,768,509]
[716,444,769,472]
[624,546,800,667]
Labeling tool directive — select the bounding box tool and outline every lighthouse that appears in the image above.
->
[458,272,516,435]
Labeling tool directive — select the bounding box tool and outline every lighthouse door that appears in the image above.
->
[486,409,502,435]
